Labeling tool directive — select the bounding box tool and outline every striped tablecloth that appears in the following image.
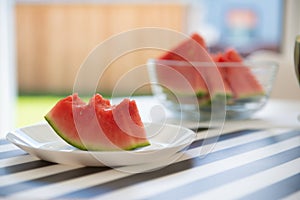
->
[0,127,299,200]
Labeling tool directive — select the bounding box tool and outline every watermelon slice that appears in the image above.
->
[158,33,209,98]
[157,33,233,103]
[222,49,265,100]
[44,93,150,151]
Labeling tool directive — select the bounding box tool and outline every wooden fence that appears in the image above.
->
[16,3,186,95]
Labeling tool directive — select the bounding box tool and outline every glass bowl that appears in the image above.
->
[147,59,278,121]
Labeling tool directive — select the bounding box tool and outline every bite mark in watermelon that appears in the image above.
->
[44,93,150,151]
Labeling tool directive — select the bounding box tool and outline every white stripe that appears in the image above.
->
[0,144,19,152]
[0,165,82,187]
[194,128,292,156]
[204,128,287,154]
[90,136,300,200]
[188,158,300,200]
[0,155,39,167]
[9,169,130,199]
[282,191,300,200]
[9,129,298,199]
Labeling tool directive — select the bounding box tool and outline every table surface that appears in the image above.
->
[0,97,299,200]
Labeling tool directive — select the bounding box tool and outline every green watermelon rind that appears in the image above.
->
[210,91,233,101]
[234,91,265,100]
[163,87,266,107]
[162,87,207,98]
[163,90,211,108]
[44,115,87,150]
[234,93,265,103]
[44,115,150,151]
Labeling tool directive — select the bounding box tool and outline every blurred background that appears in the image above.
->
[1,0,299,137]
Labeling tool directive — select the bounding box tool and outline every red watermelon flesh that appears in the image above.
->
[159,33,207,61]
[45,93,150,151]
[211,53,234,101]
[158,33,209,98]
[199,52,233,101]
[156,60,207,97]
[190,33,207,50]
[223,49,265,99]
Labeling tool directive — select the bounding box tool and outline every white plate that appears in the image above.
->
[6,122,196,167]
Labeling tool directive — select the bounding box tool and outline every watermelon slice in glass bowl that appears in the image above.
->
[147,59,278,121]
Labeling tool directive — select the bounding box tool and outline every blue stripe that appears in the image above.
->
[0,150,27,160]
[0,160,54,176]
[0,139,9,145]
[56,130,299,199]
[188,129,261,149]
[240,173,300,200]
[0,167,110,196]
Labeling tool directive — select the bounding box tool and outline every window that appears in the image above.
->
[189,0,283,56]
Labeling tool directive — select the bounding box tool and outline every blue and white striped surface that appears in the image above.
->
[0,128,299,199]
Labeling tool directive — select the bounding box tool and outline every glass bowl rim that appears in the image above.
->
[147,59,279,69]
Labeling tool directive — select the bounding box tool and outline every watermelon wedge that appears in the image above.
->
[222,49,265,100]
[44,93,150,151]
[158,33,209,98]
[157,33,233,105]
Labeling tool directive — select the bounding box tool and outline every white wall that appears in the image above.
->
[249,0,300,100]
[275,0,300,100]
[0,0,17,138]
